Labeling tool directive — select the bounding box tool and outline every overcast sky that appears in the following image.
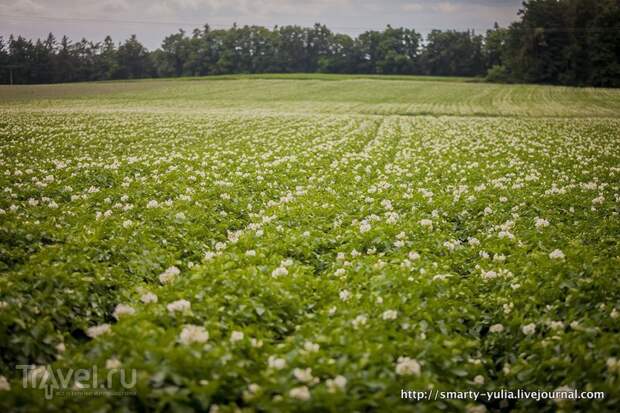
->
[1,0,523,49]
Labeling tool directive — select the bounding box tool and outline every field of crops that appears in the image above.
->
[1,75,619,412]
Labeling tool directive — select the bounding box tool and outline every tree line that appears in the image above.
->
[1,0,618,86]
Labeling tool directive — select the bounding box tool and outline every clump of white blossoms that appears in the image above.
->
[522,323,536,336]
[271,266,288,277]
[289,386,311,401]
[359,220,371,233]
[326,375,347,393]
[105,358,122,369]
[549,249,565,260]
[419,219,433,229]
[352,314,368,329]
[86,324,111,338]
[408,251,420,260]
[489,324,504,333]
[303,341,320,353]
[167,299,191,313]
[0,375,10,391]
[395,357,421,376]
[140,292,158,304]
[230,331,244,343]
[382,310,398,320]
[535,217,550,230]
[339,289,351,301]
[293,368,317,384]
[268,356,287,370]
[179,325,209,345]
[112,304,135,320]
[159,266,181,284]
[607,357,620,373]
[146,200,159,208]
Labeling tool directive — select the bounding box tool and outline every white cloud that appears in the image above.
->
[100,0,130,13]
[0,0,47,14]
[435,2,461,13]
[401,3,425,12]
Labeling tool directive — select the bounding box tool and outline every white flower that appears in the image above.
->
[382,310,398,320]
[112,304,135,320]
[122,219,133,228]
[326,375,347,393]
[0,376,10,391]
[303,341,320,352]
[230,331,244,343]
[289,386,311,401]
[481,270,498,280]
[281,258,294,267]
[339,290,351,301]
[352,314,368,329]
[467,405,488,413]
[553,385,576,403]
[293,368,314,383]
[535,217,549,229]
[359,220,371,233]
[167,299,191,313]
[467,237,480,246]
[408,251,420,260]
[419,219,433,228]
[606,357,620,373]
[245,250,256,256]
[473,375,485,385]
[268,356,287,370]
[105,358,122,369]
[549,249,565,260]
[433,273,452,281]
[146,200,159,208]
[395,357,421,376]
[272,266,288,277]
[334,268,346,277]
[204,251,216,260]
[159,266,180,284]
[86,324,111,338]
[489,324,504,333]
[522,323,536,336]
[549,321,565,330]
[140,292,158,304]
[179,325,209,345]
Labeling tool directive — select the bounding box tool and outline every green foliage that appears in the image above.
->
[486,65,512,83]
[2,0,619,87]
[0,79,618,411]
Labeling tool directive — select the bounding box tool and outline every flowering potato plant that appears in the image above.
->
[0,78,619,412]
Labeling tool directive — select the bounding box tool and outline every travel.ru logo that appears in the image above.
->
[16,364,136,399]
